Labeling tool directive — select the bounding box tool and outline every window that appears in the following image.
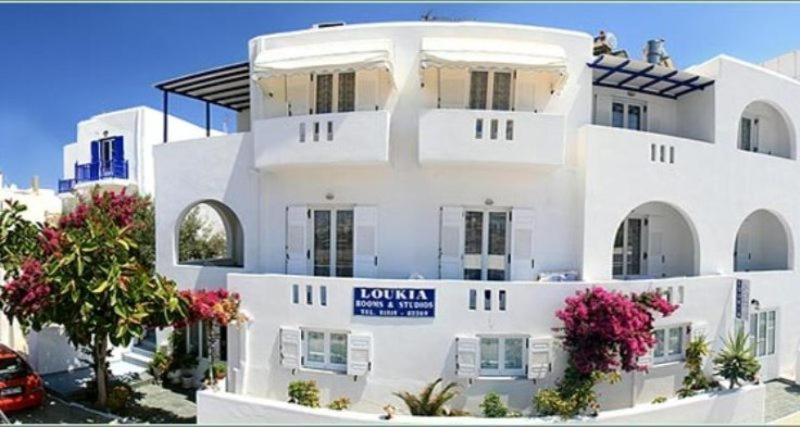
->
[750,310,776,357]
[315,72,356,115]
[469,71,514,111]
[653,325,685,364]
[479,336,525,377]
[611,100,647,131]
[312,208,354,277]
[464,210,510,281]
[303,330,347,372]
[613,217,644,277]
[337,72,356,113]
[739,117,759,152]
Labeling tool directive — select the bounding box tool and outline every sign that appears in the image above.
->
[353,287,435,318]
[736,279,751,320]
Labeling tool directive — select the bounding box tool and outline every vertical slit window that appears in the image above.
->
[320,285,327,306]
[475,119,484,139]
[484,289,492,311]
[313,122,320,142]
[299,123,306,143]
[499,290,507,311]
[660,145,666,162]
[337,72,355,113]
[651,144,656,161]
[505,120,514,141]
[327,121,333,141]
[306,285,313,305]
[469,289,477,310]
[292,284,299,304]
[490,119,499,140]
[669,146,675,163]
[315,74,333,114]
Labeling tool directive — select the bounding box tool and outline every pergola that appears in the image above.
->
[588,55,715,99]
[154,62,250,142]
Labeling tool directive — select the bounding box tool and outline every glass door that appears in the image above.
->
[613,217,645,277]
[463,209,509,281]
[749,309,778,380]
[312,208,354,277]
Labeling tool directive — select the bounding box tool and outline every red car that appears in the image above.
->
[0,344,44,413]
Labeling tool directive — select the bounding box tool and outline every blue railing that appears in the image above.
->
[58,160,129,193]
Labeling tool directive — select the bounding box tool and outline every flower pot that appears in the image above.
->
[167,370,181,385]
[181,373,195,389]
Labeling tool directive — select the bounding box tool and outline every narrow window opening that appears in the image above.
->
[499,290,507,311]
[299,123,306,143]
[490,119,499,140]
[306,285,313,305]
[475,119,483,139]
[505,120,514,141]
[484,289,492,311]
[469,289,477,310]
[320,285,327,306]
[292,284,299,304]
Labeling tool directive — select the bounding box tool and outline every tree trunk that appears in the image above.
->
[208,321,219,386]
[94,335,109,407]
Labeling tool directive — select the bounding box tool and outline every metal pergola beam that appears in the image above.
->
[594,59,630,85]
[591,81,678,100]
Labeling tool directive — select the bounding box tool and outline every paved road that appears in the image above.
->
[6,396,115,424]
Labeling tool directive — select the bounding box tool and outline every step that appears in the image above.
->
[131,346,155,358]
[121,350,153,368]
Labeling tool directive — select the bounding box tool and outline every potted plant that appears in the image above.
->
[180,354,198,389]
[713,328,761,389]
[148,348,171,385]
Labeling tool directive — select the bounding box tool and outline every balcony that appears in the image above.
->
[58,160,129,193]
[418,110,566,166]
[253,111,390,170]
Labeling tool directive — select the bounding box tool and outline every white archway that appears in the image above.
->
[734,209,792,272]
[738,100,795,159]
[612,201,699,279]
[176,200,244,267]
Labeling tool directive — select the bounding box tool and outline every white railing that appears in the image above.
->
[253,110,390,169]
[418,109,566,166]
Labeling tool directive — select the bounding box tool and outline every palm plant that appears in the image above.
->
[713,328,760,389]
[393,378,460,416]
[678,335,712,398]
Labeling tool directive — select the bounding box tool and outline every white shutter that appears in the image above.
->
[347,332,373,376]
[355,70,378,111]
[510,208,535,281]
[286,206,309,275]
[439,207,464,279]
[528,336,553,380]
[647,215,665,278]
[280,327,301,370]
[354,206,378,278]
[286,74,310,116]
[455,335,479,379]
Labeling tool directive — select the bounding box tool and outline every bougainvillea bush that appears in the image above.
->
[0,190,188,407]
[535,287,677,418]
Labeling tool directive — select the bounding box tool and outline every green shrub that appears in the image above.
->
[534,365,616,419]
[678,335,713,398]
[651,396,667,404]
[713,328,760,389]
[288,380,320,408]
[327,397,351,411]
[107,385,132,413]
[393,378,460,416]
[480,392,509,418]
[148,348,171,381]
[212,361,227,379]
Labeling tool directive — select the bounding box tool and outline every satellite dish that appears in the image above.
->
[605,32,618,50]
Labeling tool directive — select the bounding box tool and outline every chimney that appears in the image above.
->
[31,175,39,194]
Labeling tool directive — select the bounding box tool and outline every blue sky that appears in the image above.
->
[2,2,800,189]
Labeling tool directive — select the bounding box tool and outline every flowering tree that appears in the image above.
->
[175,289,246,386]
[0,190,188,407]
[535,287,677,418]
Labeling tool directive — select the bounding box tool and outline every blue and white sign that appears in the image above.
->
[353,287,436,318]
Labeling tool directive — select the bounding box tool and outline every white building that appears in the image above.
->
[59,106,211,200]
[152,21,800,417]
[0,173,61,355]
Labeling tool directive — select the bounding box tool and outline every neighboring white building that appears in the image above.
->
[58,106,212,201]
[151,21,800,418]
[0,173,61,355]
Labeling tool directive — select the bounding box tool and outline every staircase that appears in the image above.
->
[122,346,155,369]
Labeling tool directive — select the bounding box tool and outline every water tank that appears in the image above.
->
[645,39,667,65]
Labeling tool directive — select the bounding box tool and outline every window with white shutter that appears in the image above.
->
[347,332,372,376]
[455,335,479,378]
[286,206,309,275]
[510,208,535,280]
[301,329,348,372]
[280,326,301,370]
[440,207,465,279]
[354,206,378,278]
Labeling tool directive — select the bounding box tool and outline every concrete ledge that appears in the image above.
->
[197,383,765,425]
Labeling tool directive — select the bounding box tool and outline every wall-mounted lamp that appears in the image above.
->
[325,192,334,201]
[484,198,494,206]
[750,299,761,312]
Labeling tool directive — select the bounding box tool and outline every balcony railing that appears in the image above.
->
[58,160,129,193]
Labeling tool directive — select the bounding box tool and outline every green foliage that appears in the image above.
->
[651,396,667,404]
[678,335,713,398]
[107,384,133,412]
[178,206,227,264]
[480,392,509,418]
[327,397,351,411]
[393,378,460,416]
[148,348,172,380]
[713,328,761,389]
[534,364,617,419]
[212,361,227,379]
[288,380,321,408]
[130,197,155,274]
[0,200,40,281]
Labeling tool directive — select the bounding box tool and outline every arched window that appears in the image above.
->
[177,201,243,267]
[738,101,795,159]
[734,210,792,272]
[612,201,698,279]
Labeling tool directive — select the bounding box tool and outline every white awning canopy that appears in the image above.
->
[253,39,394,81]
[421,37,569,90]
